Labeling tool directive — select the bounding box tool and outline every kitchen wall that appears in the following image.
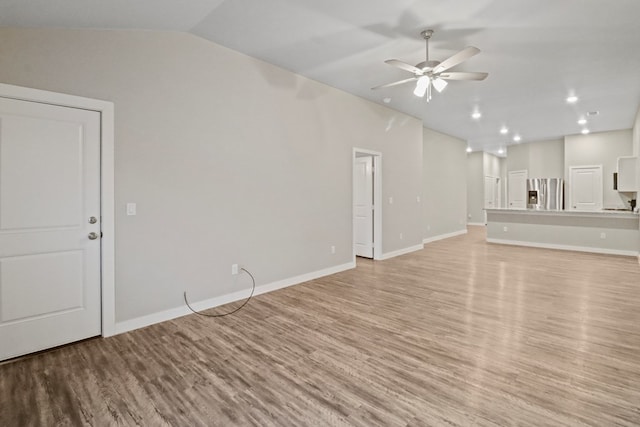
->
[483,152,502,178]
[507,139,564,179]
[565,129,633,209]
[0,28,424,326]
[423,128,467,239]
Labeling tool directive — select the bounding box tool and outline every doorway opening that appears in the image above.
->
[353,148,382,260]
[484,175,501,223]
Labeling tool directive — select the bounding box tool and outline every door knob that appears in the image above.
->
[88,232,99,240]
[89,216,98,224]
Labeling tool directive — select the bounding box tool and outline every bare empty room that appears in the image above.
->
[1,1,639,426]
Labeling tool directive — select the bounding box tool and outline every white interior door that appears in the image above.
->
[508,170,528,209]
[570,165,603,211]
[0,97,101,361]
[484,176,497,209]
[354,156,374,258]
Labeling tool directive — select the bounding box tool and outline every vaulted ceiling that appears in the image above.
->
[2,0,640,155]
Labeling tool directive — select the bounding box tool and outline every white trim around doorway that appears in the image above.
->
[0,83,116,337]
[353,148,382,261]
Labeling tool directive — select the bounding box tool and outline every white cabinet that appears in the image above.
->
[617,156,638,192]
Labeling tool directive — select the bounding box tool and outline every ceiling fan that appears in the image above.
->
[372,29,488,102]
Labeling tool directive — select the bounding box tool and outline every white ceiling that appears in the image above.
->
[3,0,640,155]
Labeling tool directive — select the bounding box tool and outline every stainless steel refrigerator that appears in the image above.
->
[527,178,564,210]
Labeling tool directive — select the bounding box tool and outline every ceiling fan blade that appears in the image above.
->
[439,71,488,81]
[371,77,418,90]
[433,46,480,73]
[384,59,423,75]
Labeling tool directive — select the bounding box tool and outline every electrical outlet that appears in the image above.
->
[600,232,606,239]
[389,197,394,204]
[399,232,403,240]
[427,225,431,231]
[330,245,336,254]
[503,226,508,232]
[231,264,239,275]
[416,196,421,203]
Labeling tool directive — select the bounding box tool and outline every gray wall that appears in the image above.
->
[0,28,424,323]
[423,128,467,239]
[466,152,485,224]
[564,129,633,209]
[507,139,564,178]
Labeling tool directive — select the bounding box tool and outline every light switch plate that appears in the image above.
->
[126,203,136,216]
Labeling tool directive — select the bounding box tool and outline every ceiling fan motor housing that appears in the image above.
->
[416,60,441,72]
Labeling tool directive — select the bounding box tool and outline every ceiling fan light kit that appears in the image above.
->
[372,29,488,102]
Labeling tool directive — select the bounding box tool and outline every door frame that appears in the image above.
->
[483,175,500,208]
[353,148,382,260]
[0,83,116,337]
[483,175,501,223]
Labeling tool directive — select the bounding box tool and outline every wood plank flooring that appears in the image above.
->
[2,226,640,426]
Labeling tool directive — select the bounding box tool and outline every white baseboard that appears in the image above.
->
[467,222,485,227]
[379,244,424,260]
[423,229,467,245]
[487,238,639,257]
[114,261,356,335]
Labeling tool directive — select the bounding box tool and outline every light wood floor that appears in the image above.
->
[2,226,640,426]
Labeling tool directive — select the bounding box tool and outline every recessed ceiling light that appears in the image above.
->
[566,95,578,104]
[581,129,590,135]
[513,135,521,142]
[471,111,482,120]
[577,118,587,125]
[383,97,391,104]
[466,147,472,153]
[498,148,504,154]
[500,126,508,135]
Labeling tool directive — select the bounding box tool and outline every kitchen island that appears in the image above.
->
[485,208,640,257]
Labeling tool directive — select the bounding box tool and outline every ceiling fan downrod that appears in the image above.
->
[421,29,433,64]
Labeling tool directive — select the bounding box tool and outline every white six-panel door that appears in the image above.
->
[354,156,374,258]
[0,97,101,361]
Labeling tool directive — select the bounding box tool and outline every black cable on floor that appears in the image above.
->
[183,267,255,317]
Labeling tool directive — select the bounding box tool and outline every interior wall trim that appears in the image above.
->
[423,229,467,245]
[379,244,424,261]
[487,238,639,257]
[114,261,356,335]
[0,83,116,338]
